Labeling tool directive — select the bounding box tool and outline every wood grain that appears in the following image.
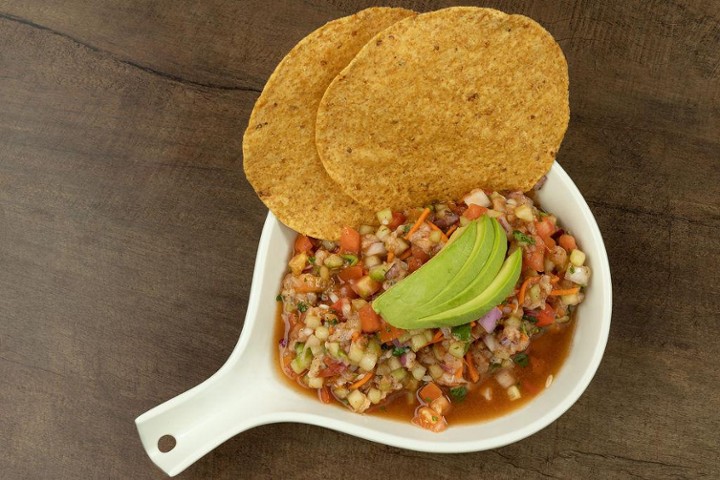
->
[1,1,718,479]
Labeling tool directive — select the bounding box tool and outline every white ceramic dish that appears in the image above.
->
[135,162,612,477]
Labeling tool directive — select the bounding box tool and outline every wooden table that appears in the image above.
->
[2,1,718,478]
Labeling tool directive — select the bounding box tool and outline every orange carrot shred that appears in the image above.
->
[387,251,395,262]
[399,250,412,260]
[351,331,361,342]
[550,287,580,296]
[428,330,444,344]
[550,276,561,284]
[349,373,374,390]
[405,207,431,239]
[518,276,540,305]
[465,352,480,383]
[446,225,458,237]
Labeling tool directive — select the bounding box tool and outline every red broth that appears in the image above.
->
[274,305,576,425]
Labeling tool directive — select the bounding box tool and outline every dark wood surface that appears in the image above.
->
[1,1,718,478]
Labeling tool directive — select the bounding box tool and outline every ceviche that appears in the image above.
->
[276,188,590,432]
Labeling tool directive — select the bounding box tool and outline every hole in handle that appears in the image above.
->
[158,434,176,453]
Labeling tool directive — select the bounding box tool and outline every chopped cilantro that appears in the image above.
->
[449,386,467,401]
[308,256,316,264]
[523,314,538,323]
[452,324,472,342]
[513,230,535,245]
[392,346,409,357]
[297,302,308,313]
[403,224,411,234]
[276,294,283,302]
[432,416,439,422]
[569,265,576,274]
[538,211,549,218]
[513,353,530,367]
[489,362,502,373]
[328,319,338,326]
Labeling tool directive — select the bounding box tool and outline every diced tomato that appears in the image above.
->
[534,217,557,238]
[318,358,347,377]
[388,212,406,230]
[377,322,406,344]
[331,298,347,318]
[463,204,488,220]
[293,234,314,254]
[418,382,443,403]
[339,226,361,254]
[336,283,358,300]
[338,265,364,282]
[410,245,430,263]
[359,304,383,333]
[407,256,423,273]
[558,234,577,252]
[523,235,545,272]
[535,303,556,327]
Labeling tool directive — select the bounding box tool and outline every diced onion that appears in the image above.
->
[307,376,324,389]
[495,369,516,389]
[565,265,591,286]
[545,374,554,388]
[514,204,534,222]
[507,385,521,401]
[478,307,502,333]
[365,242,387,256]
[483,334,499,352]
[463,189,491,207]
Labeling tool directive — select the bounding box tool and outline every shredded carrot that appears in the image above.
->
[518,276,540,305]
[386,251,395,262]
[405,207,431,239]
[399,249,412,260]
[470,321,477,327]
[454,366,463,379]
[351,331,361,342]
[328,326,335,335]
[319,385,331,404]
[550,275,561,284]
[427,221,449,242]
[428,330,444,344]
[349,373,374,390]
[446,224,458,237]
[465,352,480,383]
[550,287,580,296]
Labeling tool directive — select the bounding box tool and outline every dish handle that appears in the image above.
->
[135,368,278,476]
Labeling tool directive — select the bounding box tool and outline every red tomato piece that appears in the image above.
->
[535,303,556,327]
[523,235,546,272]
[558,234,577,252]
[336,283,358,300]
[388,212,406,230]
[359,304,383,333]
[294,234,314,254]
[407,256,423,273]
[338,265,364,282]
[463,204,488,220]
[410,245,430,263]
[339,226,361,254]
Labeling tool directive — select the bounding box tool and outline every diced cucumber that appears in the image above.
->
[369,264,389,282]
[359,353,378,372]
[368,388,383,404]
[376,208,393,225]
[429,364,444,380]
[410,334,430,352]
[324,254,344,268]
[448,341,466,359]
[411,365,427,380]
[348,342,365,364]
[390,368,407,381]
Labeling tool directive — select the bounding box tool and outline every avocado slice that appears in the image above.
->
[410,248,522,329]
[417,215,496,307]
[417,217,507,318]
[371,219,479,322]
